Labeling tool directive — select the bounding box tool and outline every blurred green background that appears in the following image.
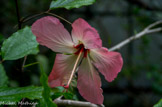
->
[0,0,162,107]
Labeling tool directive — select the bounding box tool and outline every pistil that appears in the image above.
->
[64,48,83,88]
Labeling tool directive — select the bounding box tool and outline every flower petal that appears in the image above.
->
[77,57,103,104]
[90,47,123,82]
[48,54,78,87]
[72,18,102,49]
[32,16,74,53]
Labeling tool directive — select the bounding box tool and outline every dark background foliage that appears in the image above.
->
[0,0,162,107]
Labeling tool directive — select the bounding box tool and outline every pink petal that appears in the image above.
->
[72,18,102,49]
[32,16,74,53]
[48,54,78,87]
[77,57,103,104]
[90,47,123,82]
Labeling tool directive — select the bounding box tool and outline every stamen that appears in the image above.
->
[65,49,83,88]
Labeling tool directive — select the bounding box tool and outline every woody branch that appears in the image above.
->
[109,20,162,51]
[54,96,105,107]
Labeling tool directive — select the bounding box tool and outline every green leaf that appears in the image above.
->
[40,65,57,107]
[0,86,43,102]
[50,0,96,10]
[51,87,64,99]
[0,64,8,87]
[1,26,39,60]
[51,92,63,100]
[154,99,162,107]
[51,86,64,93]
[63,92,73,99]
[38,98,48,107]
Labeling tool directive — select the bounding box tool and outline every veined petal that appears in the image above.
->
[32,16,74,53]
[90,47,123,82]
[77,57,103,104]
[48,54,78,87]
[72,18,102,49]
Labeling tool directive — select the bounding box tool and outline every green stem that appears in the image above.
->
[23,62,39,68]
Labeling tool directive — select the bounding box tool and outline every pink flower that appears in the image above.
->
[32,16,123,104]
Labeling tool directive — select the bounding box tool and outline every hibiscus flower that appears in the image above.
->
[32,16,123,104]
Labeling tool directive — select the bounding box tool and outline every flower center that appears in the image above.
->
[74,44,89,57]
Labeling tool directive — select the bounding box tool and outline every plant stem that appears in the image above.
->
[44,12,72,25]
[21,56,27,71]
[21,11,72,25]
[20,12,44,23]
[23,62,39,68]
[14,0,28,72]
[109,20,162,51]
[54,96,105,107]
[15,0,21,29]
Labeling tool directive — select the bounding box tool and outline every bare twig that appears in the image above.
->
[14,0,21,29]
[20,12,44,23]
[21,56,27,71]
[145,20,162,29]
[109,20,162,51]
[54,96,105,107]
[20,11,72,25]
[44,12,72,25]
